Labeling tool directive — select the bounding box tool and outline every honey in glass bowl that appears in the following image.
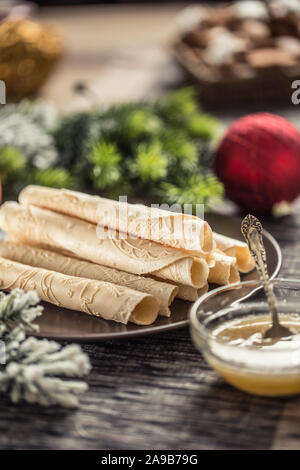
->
[190,279,300,396]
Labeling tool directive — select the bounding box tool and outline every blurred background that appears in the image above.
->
[0,0,300,215]
[3,0,299,115]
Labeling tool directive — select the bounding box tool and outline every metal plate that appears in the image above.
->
[33,214,281,342]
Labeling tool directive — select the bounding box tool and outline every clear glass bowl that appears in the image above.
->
[190,278,300,396]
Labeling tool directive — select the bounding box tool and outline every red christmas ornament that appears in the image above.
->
[214,113,300,214]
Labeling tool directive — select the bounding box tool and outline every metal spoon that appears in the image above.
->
[241,214,293,339]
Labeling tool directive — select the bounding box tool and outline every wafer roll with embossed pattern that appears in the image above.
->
[0,202,208,288]
[0,256,159,325]
[0,240,177,317]
[208,249,240,285]
[213,232,254,273]
[176,283,208,302]
[19,185,213,255]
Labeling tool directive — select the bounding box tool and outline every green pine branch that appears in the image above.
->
[131,141,168,184]
[0,147,26,185]
[32,168,74,189]
[88,140,122,191]
[162,173,224,212]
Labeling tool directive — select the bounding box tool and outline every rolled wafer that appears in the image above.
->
[204,251,216,268]
[213,232,254,273]
[0,240,177,317]
[208,249,240,285]
[19,185,213,255]
[177,283,208,302]
[0,256,159,325]
[0,202,208,288]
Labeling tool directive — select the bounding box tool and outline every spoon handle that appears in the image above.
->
[241,215,279,326]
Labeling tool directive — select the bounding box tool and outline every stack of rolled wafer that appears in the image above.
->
[0,186,254,325]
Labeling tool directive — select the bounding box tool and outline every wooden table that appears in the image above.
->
[1,4,300,450]
[1,200,300,450]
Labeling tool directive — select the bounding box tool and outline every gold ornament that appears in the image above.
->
[0,19,63,101]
